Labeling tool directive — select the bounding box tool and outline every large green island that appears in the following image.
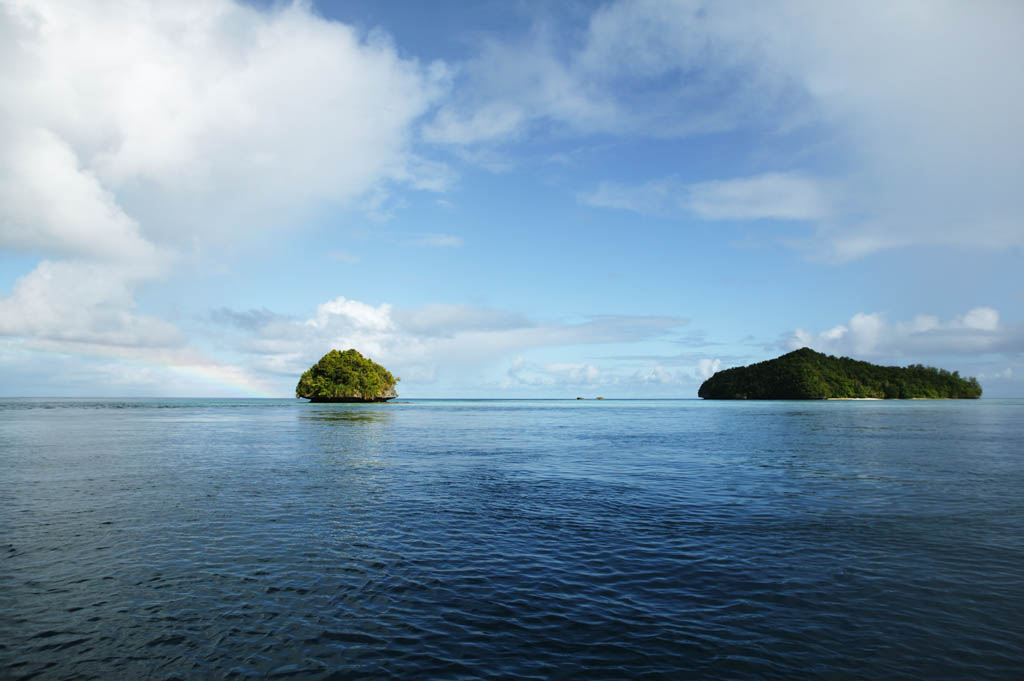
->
[296,349,399,402]
[698,348,982,400]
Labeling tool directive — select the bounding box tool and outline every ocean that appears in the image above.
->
[2,398,1023,680]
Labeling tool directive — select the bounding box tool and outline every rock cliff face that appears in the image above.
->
[306,386,398,403]
[296,349,399,402]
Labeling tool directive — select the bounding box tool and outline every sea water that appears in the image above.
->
[2,398,1023,680]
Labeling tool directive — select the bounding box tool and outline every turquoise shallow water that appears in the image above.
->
[2,398,1023,680]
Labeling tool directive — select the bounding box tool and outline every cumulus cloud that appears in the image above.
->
[1,0,446,240]
[0,0,448,371]
[695,358,721,380]
[0,260,180,347]
[786,307,1020,358]
[0,129,159,261]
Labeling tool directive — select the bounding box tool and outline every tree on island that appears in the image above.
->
[698,348,982,399]
[296,349,399,402]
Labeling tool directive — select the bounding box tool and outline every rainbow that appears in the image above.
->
[162,360,277,398]
[35,341,280,397]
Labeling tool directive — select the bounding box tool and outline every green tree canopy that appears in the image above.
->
[296,349,399,402]
[698,348,982,400]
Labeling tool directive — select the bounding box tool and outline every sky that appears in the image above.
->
[1,0,1022,398]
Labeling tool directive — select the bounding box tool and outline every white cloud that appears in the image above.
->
[500,356,730,395]
[2,0,447,242]
[438,0,1024,258]
[695,358,721,380]
[549,362,601,383]
[425,105,526,146]
[0,128,158,261]
[504,358,602,388]
[0,0,448,366]
[639,365,675,385]
[423,1,779,145]
[0,259,179,348]
[962,307,999,332]
[787,307,1015,358]
[307,297,395,334]
[218,295,687,391]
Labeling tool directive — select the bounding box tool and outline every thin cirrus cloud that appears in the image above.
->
[579,173,828,222]
[403,233,465,248]
[422,0,789,145]
[431,0,1024,260]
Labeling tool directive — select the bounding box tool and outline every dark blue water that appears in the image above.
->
[2,398,1023,680]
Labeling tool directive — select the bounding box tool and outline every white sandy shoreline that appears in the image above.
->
[826,397,883,400]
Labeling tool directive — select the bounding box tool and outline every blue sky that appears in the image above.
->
[1,0,1022,397]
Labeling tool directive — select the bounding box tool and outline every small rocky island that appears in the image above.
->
[698,348,982,400]
[296,349,399,402]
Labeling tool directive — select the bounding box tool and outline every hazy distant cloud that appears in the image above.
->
[0,341,276,397]
[503,357,601,389]
[786,307,1021,358]
[499,355,724,395]
[221,295,688,391]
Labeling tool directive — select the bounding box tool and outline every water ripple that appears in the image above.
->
[2,399,1023,679]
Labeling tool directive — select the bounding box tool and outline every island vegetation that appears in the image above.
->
[296,349,399,402]
[698,348,982,400]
